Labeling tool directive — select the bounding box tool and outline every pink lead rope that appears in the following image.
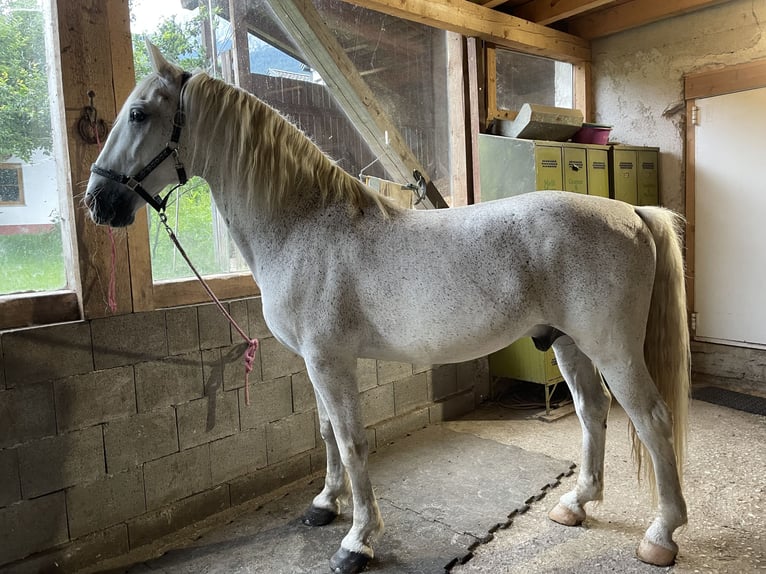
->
[159,212,260,406]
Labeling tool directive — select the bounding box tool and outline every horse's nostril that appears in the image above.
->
[84,193,94,209]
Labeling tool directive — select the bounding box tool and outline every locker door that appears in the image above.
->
[586,148,609,198]
[611,148,638,204]
[534,145,563,190]
[637,149,659,205]
[563,146,587,194]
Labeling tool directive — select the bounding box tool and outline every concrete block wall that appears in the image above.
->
[0,296,489,572]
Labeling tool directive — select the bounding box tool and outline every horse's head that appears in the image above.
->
[85,41,189,227]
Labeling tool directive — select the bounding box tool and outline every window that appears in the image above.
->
[0,0,68,296]
[0,164,24,204]
[488,45,574,121]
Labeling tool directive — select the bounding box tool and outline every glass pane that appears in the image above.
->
[495,49,573,111]
[0,0,67,294]
[129,0,250,281]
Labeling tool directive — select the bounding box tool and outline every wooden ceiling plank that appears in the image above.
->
[268,0,448,208]
[512,0,615,26]
[566,0,731,40]
[340,0,591,63]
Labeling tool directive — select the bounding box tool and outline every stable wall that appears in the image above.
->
[591,0,766,389]
[0,296,488,571]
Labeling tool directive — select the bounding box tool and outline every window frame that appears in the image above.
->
[0,164,25,206]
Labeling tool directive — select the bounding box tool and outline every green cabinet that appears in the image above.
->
[610,146,659,206]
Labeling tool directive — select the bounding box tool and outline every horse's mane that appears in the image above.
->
[183,72,398,218]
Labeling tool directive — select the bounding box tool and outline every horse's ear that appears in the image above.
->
[145,39,183,85]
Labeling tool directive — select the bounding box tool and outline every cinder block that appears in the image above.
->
[66,468,145,538]
[456,357,490,397]
[143,443,212,509]
[128,485,229,550]
[357,359,377,391]
[166,307,200,355]
[393,373,429,415]
[227,299,250,346]
[266,411,316,465]
[0,492,67,565]
[209,427,267,484]
[246,297,273,340]
[291,371,316,413]
[374,408,429,446]
[429,364,458,401]
[11,524,128,574]
[54,366,135,433]
[221,342,262,391]
[92,312,168,369]
[0,448,20,507]
[429,390,476,423]
[0,384,55,449]
[177,390,239,450]
[18,426,105,498]
[260,338,305,381]
[229,454,311,506]
[3,322,93,387]
[360,384,395,427]
[377,361,412,385]
[103,407,178,473]
[197,303,233,350]
[134,351,204,412]
[240,377,292,428]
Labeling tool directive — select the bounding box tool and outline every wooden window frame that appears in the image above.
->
[485,44,592,127]
[0,163,25,206]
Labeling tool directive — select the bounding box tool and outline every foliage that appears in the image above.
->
[0,223,65,293]
[0,0,51,161]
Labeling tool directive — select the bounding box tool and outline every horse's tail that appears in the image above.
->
[633,206,691,496]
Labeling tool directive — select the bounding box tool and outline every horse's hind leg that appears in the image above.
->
[302,395,350,527]
[548,335,612,526]
[305,355,383,574]
[597,357,687,566]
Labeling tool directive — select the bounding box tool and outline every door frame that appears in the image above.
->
[684,59,766,338]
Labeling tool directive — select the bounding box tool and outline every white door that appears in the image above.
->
[694,86,766,346]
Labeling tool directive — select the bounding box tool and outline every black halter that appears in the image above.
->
[90,72,192,213]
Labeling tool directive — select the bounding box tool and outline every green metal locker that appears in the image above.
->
[585,146,610,198]
[562,144,587,194]
[637,149,660,206]
[610,146,638,204]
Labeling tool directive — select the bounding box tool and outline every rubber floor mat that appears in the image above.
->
[693,386,766,416]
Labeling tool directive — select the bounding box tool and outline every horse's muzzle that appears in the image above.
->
[84,185,136,227]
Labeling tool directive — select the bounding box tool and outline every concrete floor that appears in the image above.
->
[448,397,766,573]
[85,392,766,574]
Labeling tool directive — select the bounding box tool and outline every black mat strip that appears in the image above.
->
[693,386,766,416]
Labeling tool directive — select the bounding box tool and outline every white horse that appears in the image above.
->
[86,43,690,574]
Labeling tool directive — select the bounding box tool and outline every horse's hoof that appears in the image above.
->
[302,504,338,527]
[329,548,371,574]
[636,538,677,566]
[548,502,585,526]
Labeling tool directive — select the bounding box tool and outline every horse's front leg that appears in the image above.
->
[306,355,384,574]
[302,394,350,526]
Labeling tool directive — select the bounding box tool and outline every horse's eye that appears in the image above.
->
[129,109,146,123]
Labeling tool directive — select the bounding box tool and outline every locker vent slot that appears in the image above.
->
[568,161,584,170]
[641,162,656,170]
[619,162,634,169]
[592,161,606,170]
[541,159,559,168]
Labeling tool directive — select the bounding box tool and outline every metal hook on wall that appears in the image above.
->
[358,130,390,181]
[78,90,108,145]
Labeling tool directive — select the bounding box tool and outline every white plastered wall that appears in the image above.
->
[591,0,766,214]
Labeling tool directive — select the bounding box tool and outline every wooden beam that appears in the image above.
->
[57,0,134,319]
[268,0,448,208]
[340,0,591,64]
[566,0,731,40]
[447,33,468,207]
[512,0,614,26]
[685,58,766,100]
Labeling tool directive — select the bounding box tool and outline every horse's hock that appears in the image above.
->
[0,298,489,571]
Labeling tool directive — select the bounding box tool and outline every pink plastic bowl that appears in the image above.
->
[572,124,612,145]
